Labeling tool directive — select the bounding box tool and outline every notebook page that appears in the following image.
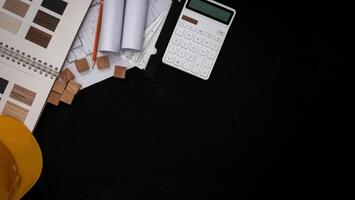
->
[0,0,92,131]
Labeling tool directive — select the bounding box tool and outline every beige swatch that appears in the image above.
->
[3,0,30,18]
[2,101,29,123]
[0,11,22,34]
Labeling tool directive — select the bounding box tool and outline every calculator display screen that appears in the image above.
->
[187,0,233,25]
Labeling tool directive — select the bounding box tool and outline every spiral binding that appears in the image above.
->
[0,42,59,79]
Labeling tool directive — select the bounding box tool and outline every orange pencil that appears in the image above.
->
[92,0,104,65]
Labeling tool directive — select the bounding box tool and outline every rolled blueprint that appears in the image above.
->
[99,0,125,53]
[121,0,149,51]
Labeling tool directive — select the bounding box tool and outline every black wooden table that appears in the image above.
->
[25,1,351,199]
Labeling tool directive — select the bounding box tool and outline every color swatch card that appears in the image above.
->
[0,0,92,131]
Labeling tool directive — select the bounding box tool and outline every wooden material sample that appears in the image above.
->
[41,0,68,15]
[33,10,60,32]
[52,80,66,94]
[60,90,74,105]
[0,11,22,34]
[10,84,36,106]
[59,68,75,83]
[25,26,52,48]
[97,56,110,69]
[47,91,61,106]
[3,0,30,18]
[2,101,28,122]
[0,77,8,94]
[114,66,127,79]
[75,58,90,73]
[66,80,81,95]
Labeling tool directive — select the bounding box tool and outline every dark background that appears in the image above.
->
[25,1,352,199]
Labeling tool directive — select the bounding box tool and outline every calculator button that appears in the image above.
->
[186,52,196,62]
[200,67,210,78]
[202,39,211,48]
[164,53,174,63]
[184,31,193,40]
[172,36,181,45]
[168,45,178,54]
[193,35,203,44]
[192,63,201,74]
[204,60,213,69]
[196,28,204,35]
[216,29,225,36]
[181,40,190,49]
[207,51,216,60]
[192,57,204,74]
[188,25,195,31]
[198,48,207,56]
[211,42,220,51]
[175,27,184,36]
[174,57,184,67]
[215,36,223,43]
[179,21,187,28]
[192,63,202,74]
[183,61,193,71]
[177,49,186,58]
[190,43,199,52]
[212,35,218,41]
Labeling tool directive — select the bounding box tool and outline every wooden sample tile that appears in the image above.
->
[41,0,68,15]
[0,77,8,94]
[25,26,52,48]
[2,101,29,123]
[75,58,90,73]
[47,91,61,106]
[33,10,60,32]
[52,80,66,94]
[66,80,81,95]
[113,66,127,79]
[10,84,36,106]
[3,0,30,17]
[0,11,22,34]
[60,90,74,105]
[59,68,75,83]
[97,56,110,69]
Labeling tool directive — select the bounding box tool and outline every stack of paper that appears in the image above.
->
[63,0,172,89]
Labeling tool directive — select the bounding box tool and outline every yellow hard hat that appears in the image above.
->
[0,115,43,200]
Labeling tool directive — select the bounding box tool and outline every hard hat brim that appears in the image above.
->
[0,115,43,199]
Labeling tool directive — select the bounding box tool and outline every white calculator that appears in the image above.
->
[163,0,235,80]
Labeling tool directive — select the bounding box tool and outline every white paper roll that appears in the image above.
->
[121,0,149,51]
[99,0,125,53]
